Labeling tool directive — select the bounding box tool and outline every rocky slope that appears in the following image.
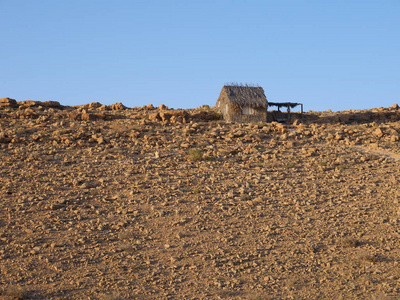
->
[1,98,400,299]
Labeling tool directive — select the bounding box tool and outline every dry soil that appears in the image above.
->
[1,100,400,299]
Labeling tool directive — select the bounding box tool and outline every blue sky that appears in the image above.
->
[1,0,399,111]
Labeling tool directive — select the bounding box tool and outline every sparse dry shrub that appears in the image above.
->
[246,292,272,300]
[193,188,201,194]
[190,109,222,121]
[116,241,136,253]
[101,293,123,300]
[341,237,361,248]
[118,228,136,240]
[1,286,27,300]
[188,148,203,161]
[284,162,296,169]
[358,251,380,263]
[197,104,211,111]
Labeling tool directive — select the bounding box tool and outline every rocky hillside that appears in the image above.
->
[1,98,400,299]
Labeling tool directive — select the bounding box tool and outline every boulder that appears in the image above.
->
[109,102,126,110]
[373,128,384,137]
[42,101,63,109]
[19,100,39,107]
[0,98,18,108]
[148,112,161,122]
[80,102,103,110]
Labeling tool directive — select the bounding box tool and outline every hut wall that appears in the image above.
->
[216,91,267,123]
[216,98,231,120]
[230,107,267,123]
[217,100,267,123]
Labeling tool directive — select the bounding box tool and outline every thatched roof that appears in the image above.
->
[268,102,302,109]
[219,85,268,108]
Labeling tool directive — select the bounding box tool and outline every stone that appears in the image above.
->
[148,113,161,122]
[42,101,62,109]
[81,113,97,121]
[159,112,171,122]
[373,128,384,137]
[0,97,18,108]
[0,132,11,143]
[88,102,102,109]
[19,100,39,107]
[110,102,126,110]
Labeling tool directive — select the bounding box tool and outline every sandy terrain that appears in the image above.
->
[1,98,400,299]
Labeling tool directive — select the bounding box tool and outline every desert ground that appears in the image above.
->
[1,98,400,299]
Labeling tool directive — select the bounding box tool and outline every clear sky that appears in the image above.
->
[1,0,399,112]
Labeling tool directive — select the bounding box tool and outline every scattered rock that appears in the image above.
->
[0,101,400,299]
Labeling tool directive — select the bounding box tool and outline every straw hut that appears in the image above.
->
[216,85,268,123]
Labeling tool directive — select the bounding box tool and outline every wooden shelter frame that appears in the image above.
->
[268,102,303,121]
